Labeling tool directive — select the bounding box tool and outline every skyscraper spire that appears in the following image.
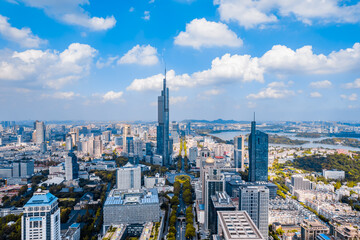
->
[163,65,166,91]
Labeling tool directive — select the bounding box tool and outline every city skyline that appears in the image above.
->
[1,0,360,121]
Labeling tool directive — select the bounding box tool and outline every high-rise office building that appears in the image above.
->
[189,147,198,163]
[248,117,268,182]
[65,152,79,181]
[125,137,134,154]
[116,162,141,190]
[239,185,269,239]
[35,121,45,145]
[204,167,225,230]
[21,190,61,240]
[123,124,131,152]
[94,137,103,157]
[12,160,34,178]
[234,135,245,172]
[102,130,111,142]
[156,73,171,166]
[208,192,236,234]
[65,135,73,151]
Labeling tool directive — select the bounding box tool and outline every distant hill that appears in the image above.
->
[182,119,249,124]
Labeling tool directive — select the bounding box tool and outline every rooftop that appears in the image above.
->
[218,211,264,240]
[104,188,159,206]
[24,190,57,207]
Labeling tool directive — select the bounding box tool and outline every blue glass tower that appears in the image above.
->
[157,72,171,166]
[248,116,268,182]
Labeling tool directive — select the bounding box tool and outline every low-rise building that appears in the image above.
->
[300,219,329,240]
[103,188,160,232]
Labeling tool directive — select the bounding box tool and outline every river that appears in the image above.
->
[211,131,360,151]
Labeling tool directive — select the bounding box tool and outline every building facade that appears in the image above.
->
[65,152,79,181]
[234,135,245,171]
[103,189,160,231]
[248,119,268,182]
[239,185,269,239]
[156,74,171,166]
[22,190,61,240]
[116,162,141,190]
[35,121,45,145]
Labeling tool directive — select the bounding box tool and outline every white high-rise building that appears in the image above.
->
[239,185,269,239]
[35,121,45,145]
[22,190,61,240]
[116,162,141,190]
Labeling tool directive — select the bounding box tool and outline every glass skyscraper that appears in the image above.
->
[156,73,171,166]
[248,118,268,182]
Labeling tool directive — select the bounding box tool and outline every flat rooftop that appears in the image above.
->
[104,188,159,206]
[218,211,264,240]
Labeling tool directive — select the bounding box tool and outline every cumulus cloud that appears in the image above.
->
[170,96,188,105]
[246,81,295,99]
[310,80,332,89]
[174,18,243,49]
[343,78,360,89]
[214,0,360,28]
[260,44,360,75]
[102,91,124,102]
[126,70,192,91]
[118,45,158,66]
[0,43,97,89]
[0,15,46,48]
[128,43,360,91]
[11,0,116,31]
[310,92,322,98]
[340,93,357,101]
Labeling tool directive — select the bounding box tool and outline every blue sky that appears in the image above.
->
[0,0,360,121]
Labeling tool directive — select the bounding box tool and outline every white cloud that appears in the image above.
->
[344,78,360,89]
[203,89,224,96]
[118,45,158,66]
[0,43,97,89]
[102,91,124,102]
[0,15,46,48]
[127,43,360,91]
[192,54,264,85]
[126,70,192,91]
[42,91,79,99]
[247,81,295,99]
[341,93,357,101]
[214,0,360,29]
[174,18,243,49]
[142,11,150,21]
[310,92,322,98]
[310,80,332,89]
[62,14,116,31]
[170,96,188,105]
[129,7,135,12]
[12,0,116,31]
[96,56,119,69]
[260,44,360,74]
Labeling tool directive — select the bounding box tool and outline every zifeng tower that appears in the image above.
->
[157,71,171,166]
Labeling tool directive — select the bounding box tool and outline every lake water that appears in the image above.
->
[211,131,360,151]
